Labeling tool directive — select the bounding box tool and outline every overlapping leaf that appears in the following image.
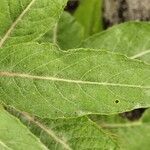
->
[0,43,150,118]
[39,12,84,50]
[0,0,67,48]
[81,22,150,63]
[10,109,118,150]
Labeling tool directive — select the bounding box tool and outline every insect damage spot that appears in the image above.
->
[115,100,119,104]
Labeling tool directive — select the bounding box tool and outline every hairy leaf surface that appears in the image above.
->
[0,106,47,150]
[0,0,67,48]
[0,43,150,118]
[81,22,150,63]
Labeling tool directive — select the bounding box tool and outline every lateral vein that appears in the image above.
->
[0,71,150,89]
[0,0,36,48]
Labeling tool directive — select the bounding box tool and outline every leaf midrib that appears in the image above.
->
[0,0,36,48]
[0,71,149,89]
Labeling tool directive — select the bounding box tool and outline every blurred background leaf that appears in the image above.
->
[74,0,103,37]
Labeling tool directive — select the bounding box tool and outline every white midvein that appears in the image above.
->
[0,0,36,48]
[130,50,150,59]
[0,71,150,89]
[21,112,72,150]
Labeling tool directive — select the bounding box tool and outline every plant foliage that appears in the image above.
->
[0,0,150,149]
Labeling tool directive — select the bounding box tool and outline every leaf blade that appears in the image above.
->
[0,43,150,118]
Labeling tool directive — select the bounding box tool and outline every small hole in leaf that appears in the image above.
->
[115,100,119,104]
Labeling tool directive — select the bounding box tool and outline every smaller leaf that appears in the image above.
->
[0,105,48,150]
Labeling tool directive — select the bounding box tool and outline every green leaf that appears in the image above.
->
[39,12,84,50]
[0,105,48,150]
[92,109,150,150]
[81,22,150,63]
[0,43,150,118]
[11,110,118,150]
[74,0,103,37]
[0,0,67,48]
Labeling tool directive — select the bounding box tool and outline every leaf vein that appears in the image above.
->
[0,71,150,89]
